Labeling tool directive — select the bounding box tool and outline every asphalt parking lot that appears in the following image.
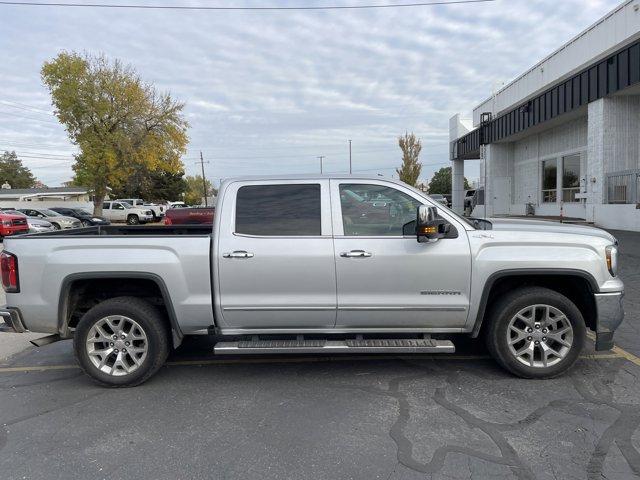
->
[0,230,639,480]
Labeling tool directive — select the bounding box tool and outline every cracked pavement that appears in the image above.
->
[0,229,639,479]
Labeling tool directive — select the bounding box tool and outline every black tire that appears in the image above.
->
[81,220,91,227]
[127,215,139,225]
[73,296,170,387]
[51,222,61,230]
[485,286,585,379]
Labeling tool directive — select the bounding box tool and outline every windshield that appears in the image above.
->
[41,209,61,217]
[74,209,92,216]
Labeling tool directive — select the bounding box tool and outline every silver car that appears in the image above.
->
[17,208,81,230]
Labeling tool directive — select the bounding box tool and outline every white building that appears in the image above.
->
[450,0,640,231]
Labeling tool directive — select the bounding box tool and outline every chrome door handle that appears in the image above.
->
[223,250,254,259]
[340,250,372,258]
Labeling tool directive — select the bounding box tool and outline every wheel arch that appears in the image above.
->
[471,269,598,338]
[58,272,183,348]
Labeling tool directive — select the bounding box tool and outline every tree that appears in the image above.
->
[41,52,189,215]
[0,151,36,188]
[184,175,216,205]
[396,132,422,187]
[427,167,471,195]
[110,167,187,202]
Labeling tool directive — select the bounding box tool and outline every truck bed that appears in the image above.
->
[18,224,213,236]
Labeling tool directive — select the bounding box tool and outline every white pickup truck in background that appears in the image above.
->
[101,200,154,225]
[0,175,624,387]
[116,198,165,221]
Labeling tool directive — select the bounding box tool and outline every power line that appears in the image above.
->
[0,100,55,115]
[0,0,495,11]
[0,110,61,125]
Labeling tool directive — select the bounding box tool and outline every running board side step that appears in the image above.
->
[214,338,455,355]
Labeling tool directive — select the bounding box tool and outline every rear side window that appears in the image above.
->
[236,184,321,236]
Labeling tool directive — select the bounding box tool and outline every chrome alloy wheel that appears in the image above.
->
[507,304,573,368]
[86,315,148,376]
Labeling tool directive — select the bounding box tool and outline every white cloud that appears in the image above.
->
[0,0,624,186]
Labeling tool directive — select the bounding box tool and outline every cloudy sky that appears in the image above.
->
[0,0,622,188]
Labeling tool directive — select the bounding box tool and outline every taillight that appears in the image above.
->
[164,216,172,225]
[0,251,19,293]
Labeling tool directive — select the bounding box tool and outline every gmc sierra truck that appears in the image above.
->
[0,175,624,387]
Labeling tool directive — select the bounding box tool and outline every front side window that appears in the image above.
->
[236,184,321,236]
[562,154,581,203]
[113,203,125,210]
[339,184,421,236]
[542,159,557,203]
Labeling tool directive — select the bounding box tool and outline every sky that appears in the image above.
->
[0,0,624,188]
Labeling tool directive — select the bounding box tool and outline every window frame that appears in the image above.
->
[230,180,332,238]
[330,179,468,238]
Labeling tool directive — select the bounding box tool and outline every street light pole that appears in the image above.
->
[318,156,325,174]
[348,139,352,174]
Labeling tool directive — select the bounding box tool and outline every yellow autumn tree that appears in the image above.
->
[42,52,189,215]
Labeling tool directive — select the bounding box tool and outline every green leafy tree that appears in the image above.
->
[427,166,471,195]
[0,151,36,188]
[184,175,216,205]
[41,51,189,215]
[396,132,422,187]
[111,167,187,202]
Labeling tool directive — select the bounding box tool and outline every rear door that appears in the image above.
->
[330,179,472,329]
[216,180,336,330]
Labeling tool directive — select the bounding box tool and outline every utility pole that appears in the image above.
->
[348,140,352,174]
[196,151,210,207]
[318,156,325,174]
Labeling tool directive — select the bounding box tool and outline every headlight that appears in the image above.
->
[606,245,618,277]
[2,220,11,226]
[92,218,101,222]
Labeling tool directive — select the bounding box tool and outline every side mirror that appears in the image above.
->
[417,205,447,242]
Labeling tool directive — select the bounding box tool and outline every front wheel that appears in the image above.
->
[485,287,585,379]
[51,223,61,230]
[127,215,139,225]
[73,297,170,387]
[81,220,91,227]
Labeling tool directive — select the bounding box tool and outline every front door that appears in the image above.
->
[217,180,337,330]
[331,180,472,329]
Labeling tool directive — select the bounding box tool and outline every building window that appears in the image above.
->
[541,159,557,203]
[606,171,640,204]
[562,154,581,203]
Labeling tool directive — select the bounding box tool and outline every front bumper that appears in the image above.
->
[0,307,27,333]
[593,291,624,351]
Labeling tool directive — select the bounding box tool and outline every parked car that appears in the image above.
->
[429,194,449,207]
[102,201,153,225]
[0,174,624,387]
[17,208,81,230]
[116,199,165,222]
[167,201,188,209]
[164,206,215,225]
[50,207,110,227]
[464,189,476,216]
[1,209,55,233]
[0,211,29,238]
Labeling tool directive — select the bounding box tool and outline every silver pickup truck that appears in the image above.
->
[0,175,624,387]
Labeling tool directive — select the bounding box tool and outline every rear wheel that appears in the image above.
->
[127,215,139,225]
[485,287,585,379]
[73,297,170,387]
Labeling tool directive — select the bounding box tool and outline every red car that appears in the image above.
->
[164,207,215,225]
[0,212,29,238]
